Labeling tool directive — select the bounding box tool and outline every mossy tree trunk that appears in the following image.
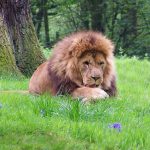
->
[0,0,45,76]
[0,15,19,76]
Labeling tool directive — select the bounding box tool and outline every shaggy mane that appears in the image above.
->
[48,31,117,96]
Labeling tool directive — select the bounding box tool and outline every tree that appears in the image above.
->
[43,0,50,47]
[32,0,44,39]
[30,0,150,58]
[119,1,137,50]
[0,15,19,75]
[0,0,45,76]
[88,0,106,33]
[31,0,57,47]
[78,0,107,32]
[79,0,90,29]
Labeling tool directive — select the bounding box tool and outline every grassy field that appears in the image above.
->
[0,58,150,150]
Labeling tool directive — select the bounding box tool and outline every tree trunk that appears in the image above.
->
[35,0,44,39]
[0,0,45,76]
[0,15,20,75]
[80,1,90,29]
[88,0,106,33]
[43,0,50,47]
[123,1,137,48]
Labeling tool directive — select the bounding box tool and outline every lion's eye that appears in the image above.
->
[83,61,90,65]
[98,61,104,65]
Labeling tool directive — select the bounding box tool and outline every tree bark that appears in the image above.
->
[119,0,137,49]
[0,0,45,76]
[0,15,20,75]
[34,0,44,39]
[43,0,50,47]
[80,1,90,29]
[88,0,106,33]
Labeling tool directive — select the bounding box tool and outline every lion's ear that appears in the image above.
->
[68,49,82,58]
[68,38,84,58]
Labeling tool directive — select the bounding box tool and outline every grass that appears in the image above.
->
[0,58,150,150]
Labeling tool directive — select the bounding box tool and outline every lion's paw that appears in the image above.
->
[82,88,109,103]
[92,88,109,99]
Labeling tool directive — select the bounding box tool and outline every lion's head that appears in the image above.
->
[49,31,116,96]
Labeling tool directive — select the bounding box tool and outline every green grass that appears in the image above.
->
[0,58,150,150]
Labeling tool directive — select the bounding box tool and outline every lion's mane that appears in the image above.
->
[48,31,117,96]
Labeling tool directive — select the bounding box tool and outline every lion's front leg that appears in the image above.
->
[72,87,109,103]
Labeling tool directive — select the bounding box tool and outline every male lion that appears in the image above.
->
[29,31,117,102]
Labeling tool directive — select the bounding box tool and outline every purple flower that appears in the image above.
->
[108,123,121,132]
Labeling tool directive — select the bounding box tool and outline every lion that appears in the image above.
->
[29,31,117,102]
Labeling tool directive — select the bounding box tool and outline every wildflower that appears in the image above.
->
[108,123,121,132]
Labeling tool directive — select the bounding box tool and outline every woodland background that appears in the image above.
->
[31,0,150,57]
[0,0,150,76]
[0,1,150,149]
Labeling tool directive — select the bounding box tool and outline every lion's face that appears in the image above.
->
[78,51,106,88]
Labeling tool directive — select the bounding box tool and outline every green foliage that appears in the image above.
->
[0,58,150,149]
[40,45,52,59]
[30,0,150,58]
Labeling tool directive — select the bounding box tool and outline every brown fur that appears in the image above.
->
[29,31,117,100]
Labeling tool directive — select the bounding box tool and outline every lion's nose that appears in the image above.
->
[91,76,100,81]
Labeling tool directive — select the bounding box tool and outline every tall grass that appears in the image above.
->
[0,58,150,150]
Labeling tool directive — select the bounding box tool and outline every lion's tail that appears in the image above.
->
[0,90,29,94]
